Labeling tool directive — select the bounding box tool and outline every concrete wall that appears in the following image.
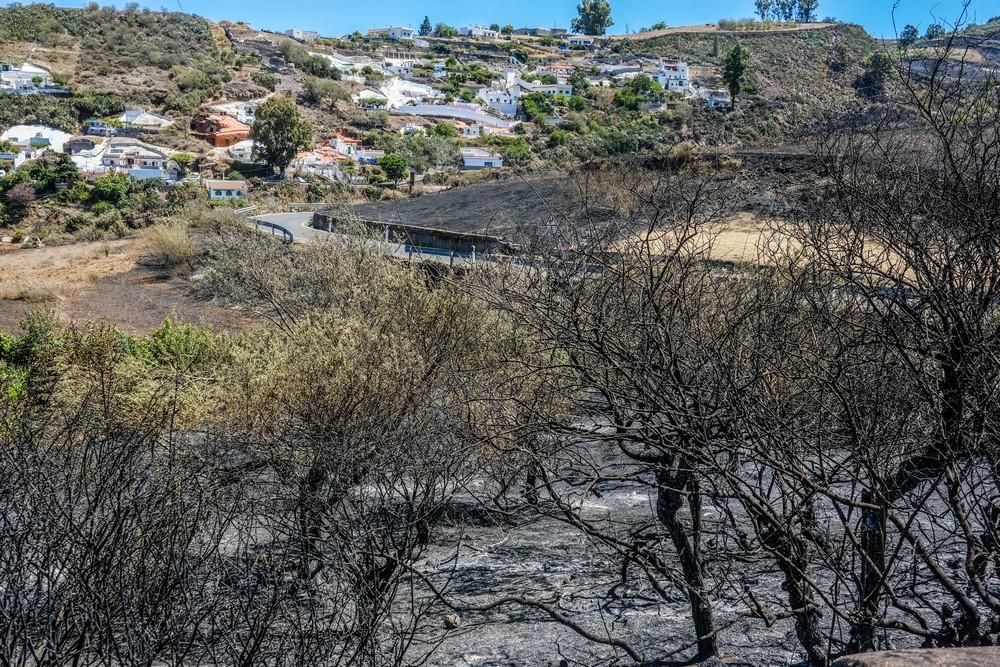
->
[313,211,515,255]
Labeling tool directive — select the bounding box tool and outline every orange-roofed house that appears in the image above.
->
[191,112,252,148]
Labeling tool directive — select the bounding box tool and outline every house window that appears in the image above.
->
[215,190,223,197]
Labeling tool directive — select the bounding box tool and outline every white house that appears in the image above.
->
[204,179,248,200]
[0,63,61,93]
[453,121,483,138]
[477,87,519,117]
[394,104,520,130]
[1,125,72,155]
[460,26,500,40]
[285,29,320,42]
[227,139,256,162]
[331,134,363,156]
[536,62,575,78]
[210,98,267,125]
[656,60,690,93]
[384,58,415,77]
[100,137,175,180]
[519,80,573,98]
[85,119,115,136]
[368,27,414,41]
[700,89,732,109]
[119,109,174,133]
[0,148,25,171]
[461,147,503,170]
[566,34,596,47]
[598,63,642,76]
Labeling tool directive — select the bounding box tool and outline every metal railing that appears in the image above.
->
[252,218,294,243]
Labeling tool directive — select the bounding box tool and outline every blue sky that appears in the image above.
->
[9,0,993,38]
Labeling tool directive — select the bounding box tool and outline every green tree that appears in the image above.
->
[614,74,665,110]
[432,122,459,138]
[899,24,918,48]
[754,0,772,21]
[571,0,614,36]
[722,43,751,109]
[489,23,501,32]
[172,153,196,175]
[925,23,945,39]
[91,173,132,207]
[855,51,894,98]
[377,153,408,186]
[419,16,432,36]
[568,69,590,93]
[251,95,313,176]
[521,92,553,122]
[434,23,458,38]
[796,0,819,22]
[774,0,796,20]
[501,24,514,35]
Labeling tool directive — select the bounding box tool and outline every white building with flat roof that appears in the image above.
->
[460,26,500,39]
[368,27,414,41]
[477,88,519,117]
[285,29,320,42]
[656,60,690,93]
[461,147,503,170]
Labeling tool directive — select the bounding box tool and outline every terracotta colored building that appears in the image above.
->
[191,112,251,148]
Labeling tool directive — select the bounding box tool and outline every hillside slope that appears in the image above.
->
[0,3,232,107]
[615,24,876,143]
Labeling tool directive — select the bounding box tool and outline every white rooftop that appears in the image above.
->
[0,125,72,153]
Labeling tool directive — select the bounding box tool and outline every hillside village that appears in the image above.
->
[1,12,735,190]
[0,2,996,246]
[0,0,947,243]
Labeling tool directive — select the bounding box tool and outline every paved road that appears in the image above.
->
[251,212,482,267]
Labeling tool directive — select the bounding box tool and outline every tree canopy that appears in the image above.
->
[722,43,751,109]
[251,95,313,175]
[571,0,614,36]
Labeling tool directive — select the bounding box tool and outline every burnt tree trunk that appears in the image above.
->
[656,457,717,661]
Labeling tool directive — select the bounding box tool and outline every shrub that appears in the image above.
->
[145,221,193,270]
[251,70,278,91]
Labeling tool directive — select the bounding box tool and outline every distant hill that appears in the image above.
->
[611,23,876,144]
[0,3,232,109]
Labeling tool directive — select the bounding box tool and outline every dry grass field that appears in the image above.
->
[0,238,251,333]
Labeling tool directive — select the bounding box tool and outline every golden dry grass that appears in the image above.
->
[0,239,140,303]
[144,222,194,270]
[618,213,801,264]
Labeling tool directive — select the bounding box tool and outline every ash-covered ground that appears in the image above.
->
[410,444,813,666]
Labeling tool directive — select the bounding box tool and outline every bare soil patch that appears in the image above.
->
[0,239,251,334]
